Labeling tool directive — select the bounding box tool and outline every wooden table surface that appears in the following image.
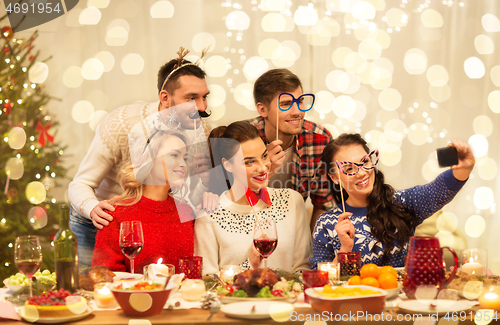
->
[2,306,500,325]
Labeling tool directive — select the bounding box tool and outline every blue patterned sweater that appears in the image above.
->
[310,169,466,269]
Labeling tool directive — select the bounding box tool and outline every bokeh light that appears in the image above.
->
[207,104,225,121]
[488,90,500,113]
[28,207,47,230]
[369,29,391,49]
[332,47,353,68]
[473,115,493,137]
[426,65,449,87]
[359,39,382,60]
[352,1,376,19]
[468,134,488,157]
[473,187,494,210]
[28,62,49,84]
[271,44,298,67]
[421,9,443,27]
[380,144,402,166]
[81,58,104,80]
[261,0,286,11]
[192,32,216,52]
[482,13,500,32]
[243,57,269,81]
[261,13,294,32]
[351,100,367,122]
[72,101,95,124]
[79,6,101,25]
[205,56,228,77]
[207,84,226,107]
[429,84,451,103]
[258,39,280,59]
[385,8,408,27]
[294,5,318,26]
[378,88,401,111]
[313,91,334,115]
[474,34,494,54]
[490,66,500,87]
[477,158,498,181]
[465,215,485,238]
[7,127,26,150]
[5,157,24,180]
[307,24,332,46]
[332,95,356,118]
[437,211,458,233]
[226,10,250,30]
[419,25,442,41]
[121,53,145,75]
[94,51,115,72]
[408,123,430,146]
[150,1,174,18]
[105,19,130,46]
[234,83,254,110]
[344,52,367,73]
[89,110,108,131]
[326,70,349,93]
[404,48,428,75]
[384,119,406,143]
[25,181,46,205]
[464,57,485,79]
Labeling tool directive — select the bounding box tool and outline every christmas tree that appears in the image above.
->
[0,15,67,281]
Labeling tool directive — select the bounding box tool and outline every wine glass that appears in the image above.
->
[119,221,144,274]
[252,218,277,269]
[14,235,43,297]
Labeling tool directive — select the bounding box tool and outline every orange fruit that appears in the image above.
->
[360,277,380,288]
[380,266,398,278]
[348,275,362,285]
[378,273,398,289]
[360,263,381,279]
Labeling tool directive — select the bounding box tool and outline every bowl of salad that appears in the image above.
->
[4,270,56,293]
[109,281,174,316]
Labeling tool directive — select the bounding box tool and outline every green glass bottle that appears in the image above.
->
[54,203,79,292]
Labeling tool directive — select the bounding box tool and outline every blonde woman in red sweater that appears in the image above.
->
[92,128,195,273]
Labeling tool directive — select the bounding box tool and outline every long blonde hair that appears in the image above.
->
[111,130,189,206]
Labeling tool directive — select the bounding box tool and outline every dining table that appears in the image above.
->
[1,287,498,325]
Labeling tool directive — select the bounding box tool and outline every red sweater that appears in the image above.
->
[92,196,194,273]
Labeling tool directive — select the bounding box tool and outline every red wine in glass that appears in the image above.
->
[120,243,143,259]
[14,236,42,297]
[252,218,277,269]
[119,221,144,274]
[253,238,277,258]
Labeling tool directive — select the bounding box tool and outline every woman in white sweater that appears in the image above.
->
[194,121,311,275]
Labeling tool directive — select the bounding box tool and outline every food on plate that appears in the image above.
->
[447,271,499,293]
[79,266,115,291]
[218,268,301,298]
[114,282,164,291]
[319,285,380,298]
[25,289,87,318]
[349,264,398,290]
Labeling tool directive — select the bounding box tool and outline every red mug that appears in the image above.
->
[302,270,329,304]
[403,236,458,299]
[179,256,203,279]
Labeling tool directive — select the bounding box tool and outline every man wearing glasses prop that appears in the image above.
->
[246,69,334,232]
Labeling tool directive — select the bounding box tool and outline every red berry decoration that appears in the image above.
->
[1,26,13,40]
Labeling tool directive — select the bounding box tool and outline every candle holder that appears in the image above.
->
[318,262,339,284]
[94,282,118,309]
[144,263,175,284]
[338,252,361,281]
[461,248,487,276]
[179,256,203,279]
[479,285,500,311]
[181,279,206,302]
[220,265,242,285]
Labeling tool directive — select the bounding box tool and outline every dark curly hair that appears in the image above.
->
[321,133,418,262]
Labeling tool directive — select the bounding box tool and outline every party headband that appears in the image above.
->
[159,46,210,93]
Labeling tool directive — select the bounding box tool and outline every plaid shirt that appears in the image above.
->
[246,117,334,211]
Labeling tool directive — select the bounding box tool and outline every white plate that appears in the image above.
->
[3,278,27,292]
[397,299,471,316]
[19,306,93,324]
[220,301,293,320]
[386,284,403,300]
[218,295,297,304]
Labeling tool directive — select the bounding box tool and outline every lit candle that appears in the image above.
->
[94,283,118,308]
[479,287,500,310]
[146,259,174,285]
[319,262,338,281]
[462,257,484,275]
[220,265,242,285]
[181,279,206,302]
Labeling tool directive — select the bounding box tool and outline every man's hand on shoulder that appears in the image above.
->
[90,200,115,229]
